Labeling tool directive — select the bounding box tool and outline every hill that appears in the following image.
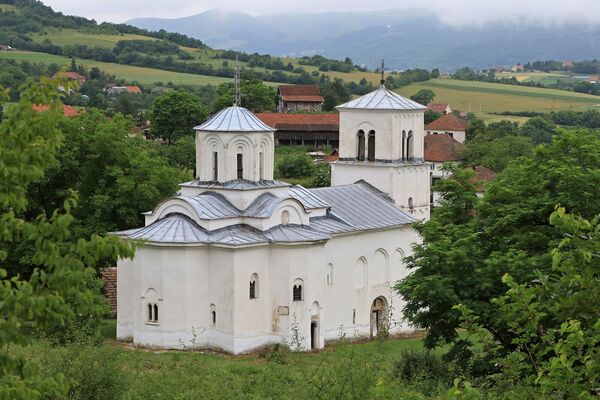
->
[397,79,600,121]
[128,10,600,71]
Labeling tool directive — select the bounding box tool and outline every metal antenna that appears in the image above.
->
[380,59,385,85]
[233,55,241,106]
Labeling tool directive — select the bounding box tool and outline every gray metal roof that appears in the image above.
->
[289,185,331,210]
[181,179,290,191]
[308,180,415,233]
[180,193,240,220]
[194,106,275,132]
[336,85,427,111]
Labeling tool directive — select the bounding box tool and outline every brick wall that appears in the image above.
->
[100,267,117,314]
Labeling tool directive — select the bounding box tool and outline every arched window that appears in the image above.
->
[153,304,159,322]
[407,131,414,160]
[236,153,243,179]
[408,197,414,212]
[147,303,158,323]
[357,130,365,161]
[212,151,218,181]
[325,263,333,286]
[401,130,407,160]
[147,303,153,321]
[249,273,258,299]
[367,130,376,161]
[293,279,304,301]
[210,304,216,326]
[259,152,264,180]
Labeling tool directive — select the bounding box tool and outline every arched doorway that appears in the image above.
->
[370,296,389,338]
[310,301,320,350]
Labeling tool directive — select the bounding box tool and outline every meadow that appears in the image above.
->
[16,327,428,399]
[0,50,233,86]
[397,78,600,120]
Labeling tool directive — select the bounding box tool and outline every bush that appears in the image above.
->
[311,163,331,187]
[277,153,314,179]
[394,349,449,384]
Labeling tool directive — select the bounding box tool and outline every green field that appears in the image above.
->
[0,50,235,86]
[31,28,157,48]
[397,78,600,118]
[16,333,427,399]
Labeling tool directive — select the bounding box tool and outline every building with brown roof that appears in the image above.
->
[277,85,324,113]
[32,103,81,117]
[426,103,452,115]
[424,133,465,206]
[255,112,339,147]
[107,85,143,96]
[53,71,87,86]
[425,113,469,143]
[469,165,497,195]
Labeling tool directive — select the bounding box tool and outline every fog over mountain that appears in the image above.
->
[127,10,600,70]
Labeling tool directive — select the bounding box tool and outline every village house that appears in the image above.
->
[426,103,452,115]
[107,85,143,96]
[277,84,324,112]
[53,71,87,86]
[115,82,430,354]
[255,112,339,147]
[585,75,599,84]
[424,133,464,206]
[511,63,525,72]
[0,44,14,51]
[424,113,469,143]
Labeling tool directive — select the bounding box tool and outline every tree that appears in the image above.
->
[0,80,135,399]
[151,90,208,143]
[431,68,440,78]
[212,78,276,113]
[319,77,351,111]
[424,110,441,125]
[519,116,557,144]
[463,134,534,172]
[397,129,600,361]
[70,57,77,72]
[410,89,435,105]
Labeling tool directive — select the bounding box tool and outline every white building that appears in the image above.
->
[424,114,468,143]
[331,85,431,219]
[116,85,430,354]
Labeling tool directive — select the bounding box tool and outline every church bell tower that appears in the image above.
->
[331,64,431,219]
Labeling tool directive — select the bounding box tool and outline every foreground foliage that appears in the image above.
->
[0,81,135,399]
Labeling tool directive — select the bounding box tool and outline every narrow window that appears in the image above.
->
[408,197,414,212]
[236,153,243,179]
[353,308,356,325]
[357,130,365,161]
[259,152,264,180]
[153,304,159,322]
[211,311,216,325]
[212,152,218,181]
[401,130,407,160]
[293,284,303,301]
[367,130,376,161]
[326,263,333,286]
[147,303,153,321]
[407,131,414,160]
[250,281,256,299]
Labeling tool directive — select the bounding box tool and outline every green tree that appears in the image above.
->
[397,129,600,359]
[424,109,441,124]
[410,89,435,105]
[212,78,276,113]
[0,81,135,399]
[519,116,557,144]
[320,78,351,111]
[151,90,208,143]
[463,134,534,172]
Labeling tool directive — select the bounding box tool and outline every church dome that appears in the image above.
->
[336,85,427,111]
[194,105,275,132]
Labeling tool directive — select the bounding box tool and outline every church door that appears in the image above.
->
[310,321,318,350]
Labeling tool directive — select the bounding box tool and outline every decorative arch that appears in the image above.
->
[325,263,334,286]
[370,249,389,285]
[354,257,367,289]
[395,248,409,279]
[370,296,389,337]
[310,301,321,350]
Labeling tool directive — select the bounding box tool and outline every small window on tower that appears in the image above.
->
[213,152,218,181]
[236,153,243,179]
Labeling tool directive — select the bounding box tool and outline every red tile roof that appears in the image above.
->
[53,71,86,81]
[278,85,324,102]
[32,103,81,117]
[323,149,339,162]
[424,133,464,162]
[426,103,450,114]
[126,85,142,93]
[255,113,338,131]
[469,165,497,191]
[425,113,468,131]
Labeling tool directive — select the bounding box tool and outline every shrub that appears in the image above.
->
[277,153,314,179]
[394,349,449,384]
[311,163,331,187]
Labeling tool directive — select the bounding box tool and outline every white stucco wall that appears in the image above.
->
[116,225,419,354]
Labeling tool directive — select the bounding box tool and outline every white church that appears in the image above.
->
[115,82,431,354]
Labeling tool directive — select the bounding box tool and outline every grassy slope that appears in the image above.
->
[397,78,600,119]
[28,28,382,84]
[18,335,424,399]
[0,50,235,85]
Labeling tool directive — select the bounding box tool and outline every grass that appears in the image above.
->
[31,28,157,48]
[0,50,233,86]
[396,78,600,117]
[16,334,426,399]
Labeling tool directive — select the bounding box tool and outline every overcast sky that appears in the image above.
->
[43,0,600,25]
